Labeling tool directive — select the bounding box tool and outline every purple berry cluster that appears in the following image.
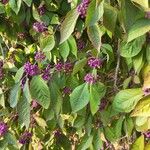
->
[35,51,46,62]
[42,64,51,81]
[88,57,103,68]
[0,122,8,136]
[77,39,86,50]
[145,11,150,19]
[77,0,90,18]
[55,61,73,73]
[24,62,39,76]
[0,60,4,79]
[55,62,63,71]
[53,130,61,137]
[19,131,32,145]
[84,73,95,84]
[31,100,39,108]
[38,5,46,16]
[144,131,150,138]
[99,99,107,111]
[63,87,72,95]
[1,0,8,4]
[20,77,27,89]
[143,87,150,96]
[33,22,47,33]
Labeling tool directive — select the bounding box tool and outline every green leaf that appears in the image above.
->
[90,83,106,115]
[70,83,90,112]
[60,8,79,44]
[104,127,116,142]
[9,83,21,108]
[86,0,104,27]
[4,132,17,145]
[14,67,24,83]
[72,58,87,75]
[112,88,143,113]
[9,0,22,14]
[124,117,134,136]
[59,40,70,61]
[133,51,144,74]
[30,76,50,109]
[120,35,145,58]
[145,142,150,150]
[0,3,5,14]
[103,3,117,33]
[146,44,150,64]
[23,0,32,7]
[115,117,124,139]
[23,78,32,103]
[40,35,55,52]
[131,0,149,9]
[34,116,47,129]
[17,96,30,128]
[131,97,150,117]
[77,134,93,150]
[87,24,102,50]
[127,19,150,42]
[93,129,103,150]
[0,88,5,108]
[67,35,77,58]
[131,135,144,150]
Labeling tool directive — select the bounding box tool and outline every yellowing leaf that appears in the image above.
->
[131,97,150,117]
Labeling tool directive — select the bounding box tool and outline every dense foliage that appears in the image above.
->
[0,0,150,149]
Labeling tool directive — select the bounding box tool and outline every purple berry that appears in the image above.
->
[88,57,103,68]
[53,130,61,137]
[35,51,46,62]
[77,39,85,50]
[64,62,73,73]
[0,122,8,136]
[77,0,90,18]
[99,99,107,111]
[55,62,63,71]
[33,22,47,33]
[20,77,26,89]
[144,131,150,138]
[145,11,150,19]
[38,5,46,16]
[19,131,32,145]
[24,62,39,77]
[1,0,8,4]
[63,87,72,95]
[84,73,95,84]
[42,64,51,81]
[31,100,39,108]
[143,87,150,96]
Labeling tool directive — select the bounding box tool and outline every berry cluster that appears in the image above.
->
[38,5,46,16]
[31,100,39,109]
[35,51,46,62]
[42,64,51,81]
[144,131,150,138]
[84,73,95,84]
[63,87,72,95]
[145,11,150,19]
[19,131,32,145]
[0,122,8,136]
[77,0,90,18]
[24,62,39,76]
[143,87,150,96]
[1,0,8,4]
[77,39,86,50]
[33,22,47,33]
[88,57,103,68]
[99,99,107,111]
[0,60,4,79]
[55,62,73,73]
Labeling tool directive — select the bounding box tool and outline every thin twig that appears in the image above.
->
[114,39,121,90]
